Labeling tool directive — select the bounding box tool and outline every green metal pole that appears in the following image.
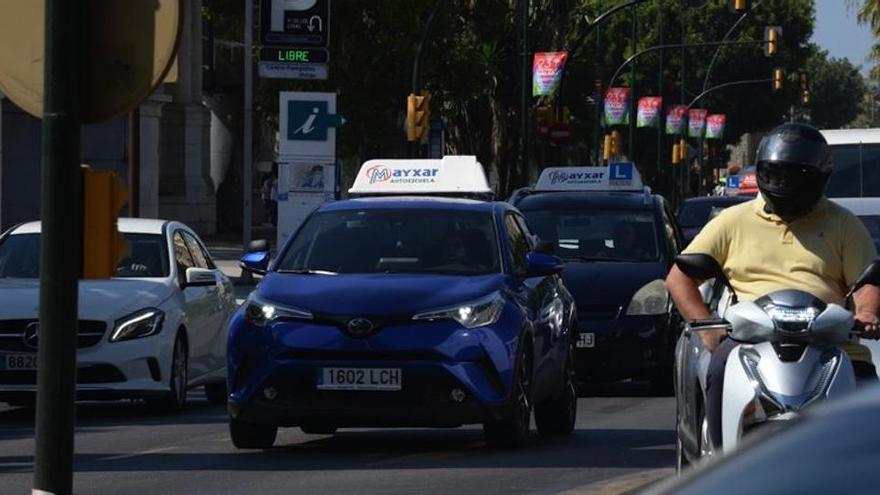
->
[33,0,83,493]
[595,0,603,166]
[680,9,688,200]
[520,0,530,187]
[628,4,637,159]
[657,7,664,196]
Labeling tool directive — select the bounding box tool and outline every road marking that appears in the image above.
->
[102,446,178,461]
[556,469,673,495]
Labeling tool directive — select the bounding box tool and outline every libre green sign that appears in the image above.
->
[259,47,329,64]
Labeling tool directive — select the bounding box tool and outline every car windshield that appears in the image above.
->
[276,208,500,275]
[856,215,880,253]
[677,202,717,228]
[0,233,170,278]
[522,209,660,262]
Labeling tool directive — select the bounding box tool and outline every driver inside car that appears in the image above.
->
[666,123,880,451]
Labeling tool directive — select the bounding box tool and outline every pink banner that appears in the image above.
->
[532,52,568,96]
[604,88,631,126]
[688,109,708,138]
[706,114,727,139]
[665,105,688,135]
[637,97,663,128]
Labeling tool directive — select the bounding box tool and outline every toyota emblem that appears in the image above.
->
[346,318,375,337]
[23,322,40,349]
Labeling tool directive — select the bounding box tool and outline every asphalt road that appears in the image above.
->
[0,391,675,495]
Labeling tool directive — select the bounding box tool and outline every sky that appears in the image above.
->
[812,0,875,74]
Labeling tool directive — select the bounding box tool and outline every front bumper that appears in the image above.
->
[226,308,523,428]
[574,313,672,383]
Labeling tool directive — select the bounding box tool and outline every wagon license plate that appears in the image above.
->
[317,368,402,391]
[577,333,595,348]
[0,353,38,370]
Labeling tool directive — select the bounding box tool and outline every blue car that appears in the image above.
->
[510,164,683,391]
[227,157,578,448]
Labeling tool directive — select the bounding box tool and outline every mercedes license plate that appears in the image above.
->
[0,353,38,370]
[577,333,595,348]
[317,367,402,391]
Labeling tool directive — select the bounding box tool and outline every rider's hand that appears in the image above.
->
[699,328,726,352]
[855,311,880,340]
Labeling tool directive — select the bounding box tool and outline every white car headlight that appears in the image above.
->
[626,279,669,316]
[412,291,506,329]
[110,308,165,342]
[243,293,313,327]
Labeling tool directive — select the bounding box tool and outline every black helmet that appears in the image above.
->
[755,123,833,219]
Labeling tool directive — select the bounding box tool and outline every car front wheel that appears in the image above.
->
[535,343,577,436]
[484,344,533,448]
[230,417,278,449]
[148,333,188,411]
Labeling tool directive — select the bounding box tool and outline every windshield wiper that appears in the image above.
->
[275,269,338,275]
[560,255,635,263]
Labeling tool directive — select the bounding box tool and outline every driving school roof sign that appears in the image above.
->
[349,156,492,195]
[535,163,644,192]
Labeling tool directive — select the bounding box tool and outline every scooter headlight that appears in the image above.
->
[763,304,821,333]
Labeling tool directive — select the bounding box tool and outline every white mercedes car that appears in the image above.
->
[0,218,236,409]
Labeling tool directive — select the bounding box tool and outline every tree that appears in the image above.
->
[803,47,866,129]
[848,0,880,79]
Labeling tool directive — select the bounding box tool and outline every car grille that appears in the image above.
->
[578,304,621,321]
[0,364,126,385]
[0,320,107,352]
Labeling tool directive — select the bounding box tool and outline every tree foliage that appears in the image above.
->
[804,46,866,129]
[203,0,817,197]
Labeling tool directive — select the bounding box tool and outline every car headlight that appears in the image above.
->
[110,308,165,342]
[626,279,669,316]
[243,293,313,327]
[412,291,506,329]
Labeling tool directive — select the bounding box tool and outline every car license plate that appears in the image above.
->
[577,333,595,348]
[317,368,402,391]
[0,353,38,370]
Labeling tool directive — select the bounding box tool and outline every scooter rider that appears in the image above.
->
[666,123,880,450]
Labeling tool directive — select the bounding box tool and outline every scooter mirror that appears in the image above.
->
[675,254,724,281]
[847,259,880,300]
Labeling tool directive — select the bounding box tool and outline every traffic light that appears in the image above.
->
[603,134,613,162]
[82,167,128,279]
[800,73,811,105]
[729,0,750,13]
[406,92,430,142]
[764,26,781,57]
[672,142,680,165]
[772,67,784,92]
[611,130,621,157]
[679,138,689,162]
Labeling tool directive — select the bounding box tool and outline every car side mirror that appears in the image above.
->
[525,252,564,277]
[240,251,269,276]
[248,239,269,253]
[675,253,737,303]
[533,240,555,255]
[846,259,880,301]
[184,267,217,288]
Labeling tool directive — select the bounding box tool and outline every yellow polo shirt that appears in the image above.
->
[684,196,877,362]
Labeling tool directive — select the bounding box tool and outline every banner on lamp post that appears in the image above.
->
[688,109,708,138]
[604,87,631,126]
[706,114,727,139]
[637,97,663,128]
[665,105,688,135]
[532,52,568,96]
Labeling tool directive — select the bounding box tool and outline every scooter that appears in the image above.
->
[673,254,880,459]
